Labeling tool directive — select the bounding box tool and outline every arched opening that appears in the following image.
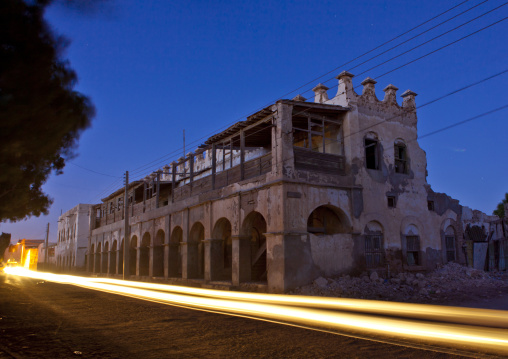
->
[130,236,138,276]
[404,224,420,266]
[445,226,456,262]
[110,240,117,274]
[103,242,109,274]
[95,242,101,274]
[307,205,348,235]
[364,221,384,268]
[188,222,205,279]
[241,211,267,282]
[153,230,165,277]
[212,217,232,280]
[394,139,408,174]
[140,233,150,276]
[169,227,182,277]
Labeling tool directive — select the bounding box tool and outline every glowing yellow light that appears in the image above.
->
[5,268,508,357]
[23,250,31,269]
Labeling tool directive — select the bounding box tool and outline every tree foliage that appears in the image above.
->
[0,0,95,222]
[493,192,508,219]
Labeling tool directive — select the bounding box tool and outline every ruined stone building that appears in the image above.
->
[87,71,495,292]
[56,204,93,271]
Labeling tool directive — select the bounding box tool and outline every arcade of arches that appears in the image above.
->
[88,211,274,287]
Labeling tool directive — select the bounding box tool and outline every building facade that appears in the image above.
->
[88,71,494,292]
[56,203,93,271]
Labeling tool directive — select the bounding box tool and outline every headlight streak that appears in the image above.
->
[5,268,508,357]
[84,275,508,329]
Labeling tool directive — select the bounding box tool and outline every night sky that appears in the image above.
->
[3,0,508,241]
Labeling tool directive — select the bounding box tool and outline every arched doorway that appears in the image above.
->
[188,222,205,279]
[169,227,182,277]
[140,233,150,276]
[153,230,165,277]
[212,217,232,280]
[307,205,346,235]
[241,212,267,282]
[445,226,456,262]
[110,240,117,274]
[364,221,384,268]
[130,236,138,276]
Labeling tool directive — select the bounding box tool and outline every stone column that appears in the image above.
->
[269,102,295,180]
[265,232,314,293]
[231,235,251,286]
[164,243,170,279]
[106,250,111,276]
[136,246,141,277]
[204,238,223,281]
[116,249,120,275]
[148,245,154,277]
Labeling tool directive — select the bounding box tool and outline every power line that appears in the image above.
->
[271,0,473,102]
[418,104,508,140]
[68,162,121,178]
[129,12,508,180]
[126,1,478,177]
[85,2,507,199]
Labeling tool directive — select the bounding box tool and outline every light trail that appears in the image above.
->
[83,276,508,329]
[5,268,508,357]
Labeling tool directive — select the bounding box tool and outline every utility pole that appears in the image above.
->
[44,223,49,271]
[123,171,130,280]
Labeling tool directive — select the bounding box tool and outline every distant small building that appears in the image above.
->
[56,204,94,271]
[37,242,57,270]
[3,239,44,269]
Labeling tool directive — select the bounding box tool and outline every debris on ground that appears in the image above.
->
[291,263,508,305]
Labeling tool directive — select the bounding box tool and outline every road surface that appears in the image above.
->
[0,275,487,358]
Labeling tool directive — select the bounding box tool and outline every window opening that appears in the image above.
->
[387,196,396,208]
[428,201,435,211]
[365,139,379,169]
[394,143,407,173]
[365,235,383,267]
[293,116,343,155]
[445,235,456,262]
[406,235,420,266]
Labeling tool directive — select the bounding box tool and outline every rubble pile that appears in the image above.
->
[291,263,508,304]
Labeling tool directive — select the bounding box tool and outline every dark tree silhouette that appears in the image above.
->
[0,0,95,222]
[493,193,508,219]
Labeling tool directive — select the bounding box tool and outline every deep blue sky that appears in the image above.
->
[3,0,508,241]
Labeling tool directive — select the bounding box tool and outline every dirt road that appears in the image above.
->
[0,274,468,359]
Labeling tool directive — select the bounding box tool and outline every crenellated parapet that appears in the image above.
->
[318,71,418,127]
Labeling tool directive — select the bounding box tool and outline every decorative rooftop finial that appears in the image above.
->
[292,94,307,102]
[312,83,329,104]
[334,71,356,106]
[335,71,354,80]
[383,84,399,105]
[360,77,377,102]
[401,89,417,109]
